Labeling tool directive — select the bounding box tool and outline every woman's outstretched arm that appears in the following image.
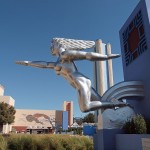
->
[60,50,120,61]
[16,61,55,69]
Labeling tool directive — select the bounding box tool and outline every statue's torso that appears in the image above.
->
[54,60,91,89]
[54,61,77,88]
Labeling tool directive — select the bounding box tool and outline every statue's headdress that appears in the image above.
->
[51,38,95,50]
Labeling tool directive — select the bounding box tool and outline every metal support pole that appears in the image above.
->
[105,43,114,88]
[94,39,105,96]
[94,39,105,129]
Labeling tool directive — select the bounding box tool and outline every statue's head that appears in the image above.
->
[51,38,65,56]
[51,45,59,56]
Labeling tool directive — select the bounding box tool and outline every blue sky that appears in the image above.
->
[0,0,139,117]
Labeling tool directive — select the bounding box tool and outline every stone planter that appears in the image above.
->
[116,134,150,150]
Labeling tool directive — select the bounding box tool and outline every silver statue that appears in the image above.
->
[16,38,128,112]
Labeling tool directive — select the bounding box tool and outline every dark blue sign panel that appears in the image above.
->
[119,0,150,118]
[62,111,68,130]
[122,10,147,66]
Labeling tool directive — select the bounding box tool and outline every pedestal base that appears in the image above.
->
[93,129,123,150]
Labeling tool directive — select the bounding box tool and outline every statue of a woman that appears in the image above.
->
[16,38,127,112]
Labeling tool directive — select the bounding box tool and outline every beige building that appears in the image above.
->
[12,109,63,133]
[0,85,74,133]
[63,101,73,126]
[0,96,15,106]
[0,85,15,106]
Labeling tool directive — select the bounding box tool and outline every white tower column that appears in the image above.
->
[94,39,105,96]
[94,39,105,129]
[105,43,114,88]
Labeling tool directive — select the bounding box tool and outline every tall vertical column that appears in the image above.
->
[105,43,114,88]
[63,101,73,126]
[94,39,105,96]
[94,39,105,129]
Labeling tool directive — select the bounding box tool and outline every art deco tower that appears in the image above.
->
[63,101,73,126]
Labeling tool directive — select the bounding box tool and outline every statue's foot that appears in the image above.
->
[113,101,128,107]
[108,54,120,59]
[113,101,134,109]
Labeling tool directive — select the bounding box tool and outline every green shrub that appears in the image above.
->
[123,114,147,134]
[5,134,93,150]
[0,135,7,150]
[7,134,35,150]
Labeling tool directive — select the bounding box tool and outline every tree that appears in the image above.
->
[0,102,16,125]
[83,113,95,123]
[74,117,83,125]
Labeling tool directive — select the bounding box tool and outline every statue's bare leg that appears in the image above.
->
[74,74,127,112]
[74,76,107,112]
[76,78,93,112]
